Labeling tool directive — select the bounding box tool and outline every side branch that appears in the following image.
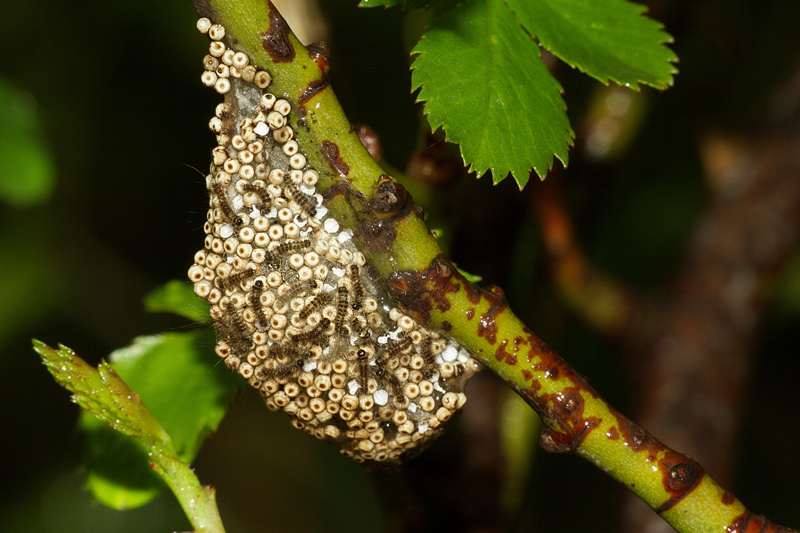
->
[532,176,638,337]
[190,1,797,531]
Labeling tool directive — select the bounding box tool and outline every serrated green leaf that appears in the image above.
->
[144,279,211,324]
[0,78,57,206]
[506,0,677,90]
[411,0,573,187]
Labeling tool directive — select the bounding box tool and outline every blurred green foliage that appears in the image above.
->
[2,0,799,532]
[0,78,56,206]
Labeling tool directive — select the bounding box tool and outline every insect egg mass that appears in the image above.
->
[189,16,478,464]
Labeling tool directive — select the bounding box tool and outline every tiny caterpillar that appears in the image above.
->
[298,291,332,319]
[216,266,257,292]
[349,264,363,310]
[284,182,317,217]
[264,239,312,267]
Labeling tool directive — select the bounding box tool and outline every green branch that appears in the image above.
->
[190,2,796,532]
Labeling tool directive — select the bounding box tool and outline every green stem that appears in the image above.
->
[150,450,226,533]
[190,2,797,532]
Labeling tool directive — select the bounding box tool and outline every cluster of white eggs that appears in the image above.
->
[190,17,478,463]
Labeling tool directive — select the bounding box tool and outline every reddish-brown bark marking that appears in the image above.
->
[386,267,416,293]
[616,413,705,513]
[501,327,604,454]
[477,286,507,345]
[422,258,460,315]
[464,282,482,304]
[722,491,735,505]
[617,416,658,454]
[320,179,353,202]
[607,426,619,440]
[298,41,331,106]
[495,340,517,365]
[321,140,349,177]
[299,78,330,104]
[262,6,294,62]
[655,453,703,513]
[466,309,475,320]
[522,328,594,394]
[478,314,499,345]
[726,512,796,533]
[388,255,461,323]
[355,178,419,255]
[533,387,601,454]
[307,41,331,71]
[441,320,452,332]
[537,365,559,380]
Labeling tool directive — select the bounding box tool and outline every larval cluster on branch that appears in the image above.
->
[190,18,478,464]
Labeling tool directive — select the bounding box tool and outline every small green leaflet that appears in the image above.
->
[412,0,573,187]
[35,332,240,510]
[506,0,678,90]
[35,340,175,508]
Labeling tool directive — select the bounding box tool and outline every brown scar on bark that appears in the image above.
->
[494,335,527,366]
[477,286,506,345]
[321,179,360,202]
[521,384,601,454]
[299,79,330,105]
[262,4,295,62]
[614,414,705,513]
[498,328,605,454]
[726,512,796,533]
[353,178,415,255]
[369,176,408,213]
[495,340,516,365]
[307,41,331,71]
[321,140,350,177]
[655,454,703,513]
[388,254,466,325]
[298,41,331,105]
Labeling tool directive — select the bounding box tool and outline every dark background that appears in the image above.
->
[1,0,798,531]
